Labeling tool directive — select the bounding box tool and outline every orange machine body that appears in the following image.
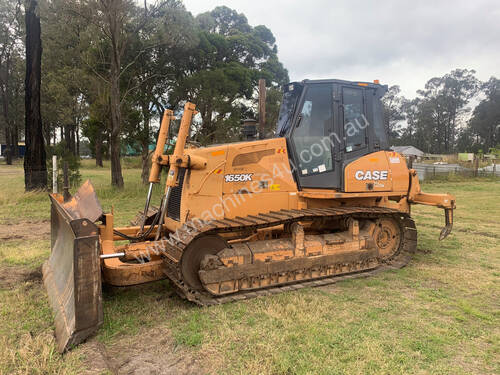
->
[161,140,421,233]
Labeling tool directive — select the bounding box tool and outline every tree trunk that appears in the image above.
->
[141,145,150,184]
[200,103,214,144]
[76,122,80,156]
[140,106,150,184]
[64,124,72,153]
[11,127,18,158]
[109,65,123,187]
[1,89,13,164]
[95,130,103,167]
[70,126,76,155]
[4,126,12,165]
[1,61,12,165]
[24,0,47,190]
[104,0,125,188]
[43,120,50,147]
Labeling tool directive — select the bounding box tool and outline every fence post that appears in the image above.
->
[52,155,57,194]
[408,155,414,168]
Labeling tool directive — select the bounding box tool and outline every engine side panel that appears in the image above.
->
[175,138,298,225]
[344,151,409,193]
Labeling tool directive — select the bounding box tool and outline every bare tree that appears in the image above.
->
[24,0,47,190]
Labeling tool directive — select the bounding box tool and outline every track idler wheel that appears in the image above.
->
[180,234,228,291]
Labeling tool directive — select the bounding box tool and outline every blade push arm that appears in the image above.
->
[155,102,198,239]
[140,110,174,234]
[149,109,174,184]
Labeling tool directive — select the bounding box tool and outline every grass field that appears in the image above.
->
[0,160,498,374]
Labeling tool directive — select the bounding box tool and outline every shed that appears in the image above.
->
[391,145,424,158]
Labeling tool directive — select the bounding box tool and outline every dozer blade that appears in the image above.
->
[42,180,103,353]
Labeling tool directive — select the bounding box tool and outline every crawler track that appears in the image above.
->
[161,207,417,306]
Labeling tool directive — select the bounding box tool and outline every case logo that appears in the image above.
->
[354,170,388,181]
[224,173,253,183]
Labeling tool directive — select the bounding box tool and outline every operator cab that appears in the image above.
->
[276,79,389,190]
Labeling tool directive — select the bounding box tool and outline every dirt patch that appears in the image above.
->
[80,327,202,375]
[0,220,50,241]
[0,265,42,289]
[417,248,433,254]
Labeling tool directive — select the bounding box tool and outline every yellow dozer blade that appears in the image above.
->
[42,180,103,353]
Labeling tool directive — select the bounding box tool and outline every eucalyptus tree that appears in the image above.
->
[40,0,90,155]
[171,6,289,145]
[414,69,479,153]
[121,0,197,183]
[467,77,500,152]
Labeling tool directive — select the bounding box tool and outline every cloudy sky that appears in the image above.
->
[183,0,500,98]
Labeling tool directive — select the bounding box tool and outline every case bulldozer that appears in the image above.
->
[43,79,455,352]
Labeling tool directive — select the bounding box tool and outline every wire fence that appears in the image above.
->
[413,162,500,181]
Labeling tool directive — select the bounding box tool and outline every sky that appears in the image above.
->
[182,0,500,98]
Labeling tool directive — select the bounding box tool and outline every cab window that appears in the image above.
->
[291,84,334,176]
[342,87,366,152]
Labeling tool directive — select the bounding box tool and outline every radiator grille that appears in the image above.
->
[167,168,186,221]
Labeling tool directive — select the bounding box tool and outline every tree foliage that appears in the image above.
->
[32,2,288,187]
[0,0,23,165]
[466,77,500,152]
[171,6,288,144]
[384,69,483,154]
[381,85,405,143]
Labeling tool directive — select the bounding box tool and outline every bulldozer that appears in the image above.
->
[43,78,455,352]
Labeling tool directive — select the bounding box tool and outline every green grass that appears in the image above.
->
[0,161,498,374]
[0,157,164,226]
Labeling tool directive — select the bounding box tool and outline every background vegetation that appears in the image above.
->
[1,0,289,187]
[1,0,499,189]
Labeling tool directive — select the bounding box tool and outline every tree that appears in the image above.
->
[381,85,405,143]
[121,0,197,183]
[76,0,197,187]
[40,0,91,156]
[81,78,111,167]
[400,69,480,154]
[72,0,137,187]
[24,0,47,190]
[264,86,283,137]
[1,1,289,187]
[467,77,500,152]
[416,69,479,153]
[0,0,23,165]
[97,0,133,188]
[172,6,289,145]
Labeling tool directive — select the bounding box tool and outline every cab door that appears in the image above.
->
[340,85,378,191]
[341,85,370,161]
[289,82,342,189]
